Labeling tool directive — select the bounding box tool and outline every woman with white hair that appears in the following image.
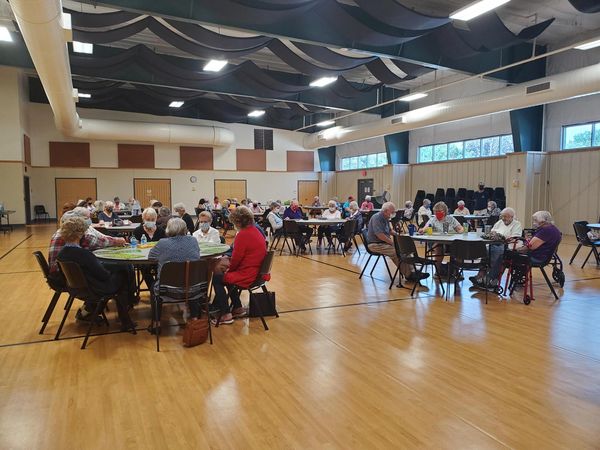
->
[318,200,342,247]
[360,195,374,211]
[403,201,414,219]
[417,198,432,227]
[133,208,165,243]
[453,200,470,216]
[173,202,195,235]
[193,211,221,243]
[517,211,561,265]
[97,201,119,223]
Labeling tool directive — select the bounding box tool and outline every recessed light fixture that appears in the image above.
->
[0,26,13,43]
[62,12,72,30]
[450,0,510,21]
[310,76,337,87]
[575,38,600,50]
[399,92,428,102]
[248,110,265,118]
[317,120,335,127]
[73,41,93,54]
[203,59,228,72]
[169,101,184,108]
[77,93,91,99]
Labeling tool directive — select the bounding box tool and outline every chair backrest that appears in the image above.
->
[34,205,46,214]
[33,251,50,279]
[494,187,505,199]
[484,187,494,199]
[465,190,474,199]
[434,188,445,198]
[453,215,466,226]
[159,260,210,300]
[361,228,377,256]
[450,240,488,263]
[573,221,591,244]
[395,235,419,259]
[57,260,90,291]
[486,215,500,227]
[446,188,456,198]
[340,219,356,239]
[130,214,143,223]
[283,220,301,234]
[425,193,435,203]
[219,235,226,244]
[456,188,467,199]
[259,250,275,277]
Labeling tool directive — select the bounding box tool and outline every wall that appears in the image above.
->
[335,113,386,168]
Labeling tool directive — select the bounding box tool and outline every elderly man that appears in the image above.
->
[173,202,194,235]
[367,202,428,283]
[470,207,522,289]
[283,199,313,251]
[48,207,127,321]
[193,211,221,243]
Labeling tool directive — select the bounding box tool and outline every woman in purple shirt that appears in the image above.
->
[518,211,561,264]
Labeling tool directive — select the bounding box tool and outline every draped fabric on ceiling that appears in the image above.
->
[567,0,600,13]
[352,0,448,31]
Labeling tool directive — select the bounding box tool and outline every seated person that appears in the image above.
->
[309,196,322,217]
[486,201,502,217]
[311,196,321,206]
[129,197,141,216]
[470,207,522,289]
[454,200,470,216]
[212,197,222,210]
[56,216,135,331]
[148,218,203,319]
[340,201,363,251]
[318,200,342,247]
[516,211,561,265]
[417,198,432,227]
[267,202,284,236]
[113,196,123,211]
[133,208,166,290]
[197,198,209,214]
[173,203,195,235]
[250,202,264,214]
[97,201,119,223]
[85,197,95,213]
[62,201,76,215]
[360,195,374,211]
[342,196,355,217]
[156,206,173,228]
[403,201,414,220]
[193,211,221,243]
[211,207,266,325]
[283,199,313,251]
[367,203,427,282]
[418,202,464,275]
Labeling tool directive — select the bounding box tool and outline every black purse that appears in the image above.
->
[249,292,278,317]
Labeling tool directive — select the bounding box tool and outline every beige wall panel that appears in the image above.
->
[0,162,25,223]
[55,178,97,216]
[334,167,385,201]
[319,172,336,203]
[134,179,171,208]
[297,180,319,205]
[214,179,247,201]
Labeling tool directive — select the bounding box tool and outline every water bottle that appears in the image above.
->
[140,235,147,246]
[130,236,138,249]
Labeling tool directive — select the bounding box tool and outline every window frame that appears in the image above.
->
[338,151,389,171]
[418,133,514,164]
[561,121,599,150]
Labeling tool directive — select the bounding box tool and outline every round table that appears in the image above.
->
[587,223,600,230]
[92,223,139,237]
[410,231,490,243]
[94,241,230,265]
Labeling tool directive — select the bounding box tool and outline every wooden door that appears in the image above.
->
[214,179,247,202]
[134,179,171,209]
[298,180,319,205]
[55,178,97,217]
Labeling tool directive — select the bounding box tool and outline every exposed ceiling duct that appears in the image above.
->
[303,62,600,149]
[10,0,234,146]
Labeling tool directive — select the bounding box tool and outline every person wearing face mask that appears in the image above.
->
[486,201,501,218]
[473,182,489,215]
[85,197,95,213]
[173,203,195,235]
[419,202,464,276]
[113,196,122,211]
[267,202,284,236]
[360,195,374,211]
[283,199,313,251]
[193,211,221,243]
[417,198,432,227]
[133,208,166,243]
[317,200,342,247]
[516,211,561,265]
[98,201,119,223]
[250,202,264,214]
[453,200,470,216]
[470,207,522,289]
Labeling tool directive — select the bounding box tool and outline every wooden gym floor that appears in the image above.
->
[0,224,599,449]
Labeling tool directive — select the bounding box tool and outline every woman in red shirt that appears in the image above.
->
[211,206,267,324]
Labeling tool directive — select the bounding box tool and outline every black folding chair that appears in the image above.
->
[446,240,489,303]
[391,235,442,296]
[34,205,50,222]
[570,221,600,268]
[279,220,312,256]
[33,251,68,334]
[151,260,211,352]
[331,220,356,256]
[358,229,392,281]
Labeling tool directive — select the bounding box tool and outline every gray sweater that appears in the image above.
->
[148,235,200,292]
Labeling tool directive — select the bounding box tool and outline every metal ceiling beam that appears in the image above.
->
[93,0,542,79]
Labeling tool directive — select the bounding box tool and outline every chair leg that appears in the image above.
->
[204,298,213,345]
[569,243,582,264]
[250,289,269,331]
[39,291,62,334]
[81,299,107,350]
[155,298,162,352]
[369,255,381,276]
[540,267,559,300]
[382,257,392,281]
[54,295,74,340]
[582,248,594,268]
[359,254,372,279]
[389,267,399,290]
[353,236,361,255]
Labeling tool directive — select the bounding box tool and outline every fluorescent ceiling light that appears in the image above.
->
[169,101,184,108]
[399,92,428,102]
[450,0,510,21]
[0,26,13,42]
[310,76,337,87]
[248,110,265,118]
[203,59,228,72]
[317,120,335,127]
[77,93,91,99]
[73,41,93,54]
[62,12,72,30]
[575,38,600,50]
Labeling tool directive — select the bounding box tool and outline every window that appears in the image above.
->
[561,122,600,150]
[254,129,274,150]
[418,134,513,163]
[339,151,389,170]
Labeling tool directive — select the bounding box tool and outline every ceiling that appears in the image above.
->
[2,0,600,130]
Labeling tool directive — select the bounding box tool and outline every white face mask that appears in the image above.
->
[329,207,336,212]
[144,221,156,229]
[200,222,210,232]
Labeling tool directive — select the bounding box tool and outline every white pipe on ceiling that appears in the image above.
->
[10,0,235,146]
[303,62,600,149]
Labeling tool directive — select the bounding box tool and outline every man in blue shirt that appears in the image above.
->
[473,182,489,215]
[283,200,313,252]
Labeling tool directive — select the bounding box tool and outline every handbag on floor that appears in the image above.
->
[249,291,277,317]
[181,261,209,347]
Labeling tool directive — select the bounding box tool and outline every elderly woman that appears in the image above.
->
[403,201,414,219]
[486,201,501,217]
[211,206,267,325]
[193,211,221,243]
[339,201,363,251]
[128,197,141,216]
[470,207,523,289]
[133,208,165,242]
[454,200,470,216]
[56,216,136,331]
[417,198,432,227]
[267,202,284,236]
[174,203,195,235]
[148,218,202,317]
[517,211,561,265]
[97,201,119,223]
[156,206,173,228]
[419,202,464,275]
[317,200,342,247]
[360,195,374,211]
